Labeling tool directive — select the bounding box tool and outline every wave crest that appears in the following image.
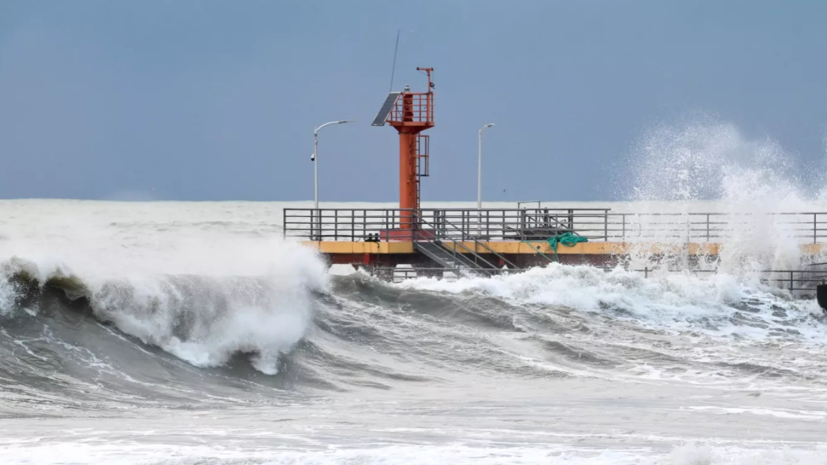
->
[0,235,328,375]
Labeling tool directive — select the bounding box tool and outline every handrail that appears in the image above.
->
[368,265,827,291]
[413,212,500,274]
[423,211,520,268]
[469,240,520,269]
[521,240,556,263]
[282,208,827,244]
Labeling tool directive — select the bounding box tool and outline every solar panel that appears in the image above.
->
[371,92,400,126]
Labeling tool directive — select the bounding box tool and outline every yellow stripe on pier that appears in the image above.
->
[303,241,827,255]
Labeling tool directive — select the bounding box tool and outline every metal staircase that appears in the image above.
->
[412,213,519,278]
[414,241,489,278]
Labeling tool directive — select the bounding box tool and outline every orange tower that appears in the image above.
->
[372,68,435,231]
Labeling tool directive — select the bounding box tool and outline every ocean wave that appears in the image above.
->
[0,234,328,376]
[396,264,826,340]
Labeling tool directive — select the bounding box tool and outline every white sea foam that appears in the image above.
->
[399,264,824,340]
[2,442,827,465]
[617,117,827,272]
[0,206,329,374]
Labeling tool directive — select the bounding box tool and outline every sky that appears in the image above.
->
[1,0,827,202]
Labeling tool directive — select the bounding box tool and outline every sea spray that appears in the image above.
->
[88,274,312,374]
[618,116,826,271]
[398,264,824,339]
[0,225,329,374]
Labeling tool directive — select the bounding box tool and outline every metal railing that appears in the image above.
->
[388,93,434,124]
[283,209,414,242]
[607,212,827,243]
[283,208,827,244]
[363,264,827,293]
[414,212,517,269]
[631,267,827,293]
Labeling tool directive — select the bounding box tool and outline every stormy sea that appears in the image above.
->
[3,123,827,464]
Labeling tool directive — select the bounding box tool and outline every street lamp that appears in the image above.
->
[478,123,495,210]
[313,120,355,209]
[478,123,495,238]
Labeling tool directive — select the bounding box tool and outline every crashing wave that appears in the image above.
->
[0,237,328,375]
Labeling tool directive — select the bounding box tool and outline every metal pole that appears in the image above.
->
[622,214,626,241]
[478,123,495,237]
[313,120,356,209]
[706,213,710,242]
[603,210,608,241]
[313,132,319,209]
[477,130,482,211]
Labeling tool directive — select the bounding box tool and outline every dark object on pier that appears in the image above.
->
[817,283,827,314]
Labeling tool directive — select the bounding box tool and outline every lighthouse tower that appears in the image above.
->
[372,68,435,231]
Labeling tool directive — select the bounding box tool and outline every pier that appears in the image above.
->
[283,207,827,281]
[289,66,827,296]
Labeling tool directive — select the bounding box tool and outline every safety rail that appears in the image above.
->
[388,93,434,124]
[283,208,827,244]
[283,209,413,242]
[365,265,827,292]
[413,213,500,273]
[634,268,827,293]
[370,266,521,282]
[414,211,519,269]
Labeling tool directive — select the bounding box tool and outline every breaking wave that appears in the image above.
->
[0,232,328,377]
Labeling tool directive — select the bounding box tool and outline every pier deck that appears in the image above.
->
[284,208,827,275]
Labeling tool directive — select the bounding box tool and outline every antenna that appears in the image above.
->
[389,29,400,92]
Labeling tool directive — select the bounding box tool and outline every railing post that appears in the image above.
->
[706,214,710,242]
[311,209,318,241]
[644,266,648,279]
[815,213,818,244]
[411,211,416,242]
[622,214,626,241]
[790,271,794,293]
[603,210,608,241]
[685,214,690,243]
[520,210,526,240]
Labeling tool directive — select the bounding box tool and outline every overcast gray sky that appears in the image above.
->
[1,1,826,202]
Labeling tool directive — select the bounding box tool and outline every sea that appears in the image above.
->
[3,122,827,464]
[1,197,827,465]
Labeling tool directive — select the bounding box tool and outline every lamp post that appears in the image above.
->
[310,120,354,241]
[313,120,355,209]
[478,123,495,237]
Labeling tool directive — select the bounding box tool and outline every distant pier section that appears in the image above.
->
[283,207,827,280]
